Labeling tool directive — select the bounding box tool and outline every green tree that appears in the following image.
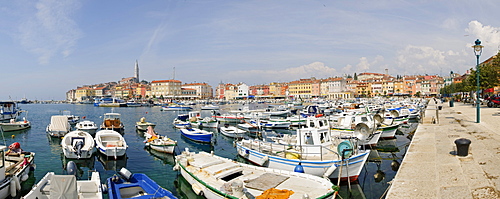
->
[464,52,500,92]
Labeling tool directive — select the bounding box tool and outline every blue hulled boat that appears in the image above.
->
[107,168,177,199]
[179,127,213,143]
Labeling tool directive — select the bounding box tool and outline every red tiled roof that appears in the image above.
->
[151,79,182,83]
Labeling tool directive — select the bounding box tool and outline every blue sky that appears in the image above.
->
[1,0,500,100]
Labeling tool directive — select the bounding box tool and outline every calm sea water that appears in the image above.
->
[11,103,416,199]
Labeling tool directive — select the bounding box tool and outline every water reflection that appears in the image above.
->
[174,175,204,199]
[97,152,127,171]
[179,135,213,153]
[60,153,96,179]
[145,147,176,166]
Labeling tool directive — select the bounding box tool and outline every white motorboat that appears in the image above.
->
[135,117,156,131]
[219,124,245,138]
[144,126,177,154]
[161,104,193,111]
[46,115,71,137]
[62,110,80,125]
[75,120,98,136]
[0,101,20,122]
[22,170,103,199]
[237,120,261,131]
[174,149,337,199]
[0,143,36,198]
[100,113,124,132]
[94,130,127,159]
[61,130,96,159]
[236,122,370,181]
[200,104,219,110]
[212,114,244,123]
[330,113,381,147]
[262,118,291,129]
[0,118,31,132]
[199,117,219,128]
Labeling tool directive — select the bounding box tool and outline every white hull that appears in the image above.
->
[94,130,127,158]
[148,143,176,154]
[263,121,291,129]
[136,123,156,131]
[75,120,98,136]
[0,121,31,132]
[219,126,245,138]
[23,171,102,199]
[61,131,96,159]
[175,150,337,199]
[379,124,399,139]
[46,115,71,137]
[236,140,370,180]
[1,147,36,199]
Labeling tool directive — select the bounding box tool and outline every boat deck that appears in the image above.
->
[183,152,335,199]
[239,140,341,161]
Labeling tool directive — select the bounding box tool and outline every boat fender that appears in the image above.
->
[66,161,78,176]
[323,164,337,179]
[294,162,304,173]
[14,175,21,190]
[21,174,28,182]
[30,163,36,171]
[259,155,269,166]
[10,179,16,198]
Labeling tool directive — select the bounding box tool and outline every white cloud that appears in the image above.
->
[395,45,467,75]
[465,21,500,52]
[224,62,337,84]
[342,55,386,74]
[18,0,82,64]
[442,18,459,30]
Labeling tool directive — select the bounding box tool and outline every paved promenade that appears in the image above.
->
[386,100,500,198]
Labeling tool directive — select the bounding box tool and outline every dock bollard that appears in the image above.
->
[454,138,471,157]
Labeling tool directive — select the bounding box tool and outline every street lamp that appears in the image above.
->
[472,39,483,123]
[450,71,454,107]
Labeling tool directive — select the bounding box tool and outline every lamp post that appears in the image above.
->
[450,71,454,107]
[472,39,483,123]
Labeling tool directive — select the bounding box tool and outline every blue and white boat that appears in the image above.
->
[236,124,370,181]
[0,101,19,122]
[161,104,192,111]
[94,130,128,159]
[179,127,213,143]
[108,168,177,199]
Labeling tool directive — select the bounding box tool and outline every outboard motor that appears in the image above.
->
[66,161,78,176]
[74,141,84,159]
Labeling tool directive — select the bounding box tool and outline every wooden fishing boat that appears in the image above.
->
[135,117,156,131]
[174,149,337,199]
[219,124,245,138]
[144,126,177,154]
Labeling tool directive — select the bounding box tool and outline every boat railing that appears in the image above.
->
[241,139,341,161]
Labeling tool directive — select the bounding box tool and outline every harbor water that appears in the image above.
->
[10,103,417,199]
